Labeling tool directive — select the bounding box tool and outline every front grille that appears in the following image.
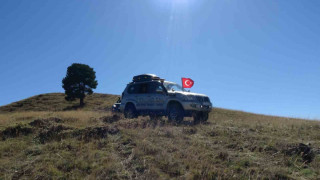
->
[196,96,210,102]
[202,105,210,109]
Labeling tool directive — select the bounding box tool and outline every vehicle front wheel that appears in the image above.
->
[124,104,137,119]
[193,112,209,124]
[167,103,184,124]
[201,112,209,122]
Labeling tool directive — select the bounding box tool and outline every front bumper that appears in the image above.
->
[182,102,212,112]
[182,102,212,117]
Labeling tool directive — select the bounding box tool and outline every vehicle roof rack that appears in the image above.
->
[132,74,161,82]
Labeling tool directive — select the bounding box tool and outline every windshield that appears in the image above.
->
[163,82,187,92]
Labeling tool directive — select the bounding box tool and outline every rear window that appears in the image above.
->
[127,84,140,94]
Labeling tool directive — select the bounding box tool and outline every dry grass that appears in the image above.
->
[0,94,319,179]
[0,111,113,130]
[0,93,119,112]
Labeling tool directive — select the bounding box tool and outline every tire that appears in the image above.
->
[193,113,201,124]
[202,112,209,122]
[167,103,184,124]
[193,112,209,124]
[124,104,137,119]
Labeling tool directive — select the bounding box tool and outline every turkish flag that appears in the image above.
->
[182,78,194,88]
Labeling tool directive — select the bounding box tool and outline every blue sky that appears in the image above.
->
[0,0,319,119]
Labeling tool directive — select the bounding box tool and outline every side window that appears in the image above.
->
[147,82,164,94]
[127,84,140,94]
[138,83,148,94]
[128,83,164,94]
[147,83,156,94]
[156,85,164,93]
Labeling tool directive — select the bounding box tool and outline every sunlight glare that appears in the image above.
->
[153,0,196,8]
[171,0,190,4]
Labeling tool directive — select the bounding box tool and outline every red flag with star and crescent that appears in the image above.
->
[182,78,194,88]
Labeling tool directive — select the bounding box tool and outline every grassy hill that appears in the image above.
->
[0,93,319,179]
[0,93,119,112]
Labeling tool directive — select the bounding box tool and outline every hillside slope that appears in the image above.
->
[0,93,319,179]
[0,93,119,112]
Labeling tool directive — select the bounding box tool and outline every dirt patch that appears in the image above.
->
[29,117,63,128]
[1,117,64,141]
[283,143,315,163]
[29,119,50,128]
[117,119,163,129]
[216,151,229,161]
[33,121,119,143]
[208,130,218,137]
[118,119,146,129]
[226,143,238,149]
[100,115,121,124]
[36,125,72,144]
[182,127,197,135]
[0,125,33,140]
[73,126,119,142]
[264,145,278,154]
[30,118,66,144]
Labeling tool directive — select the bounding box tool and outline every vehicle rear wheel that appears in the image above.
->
[167,103,184,124]
[124,104,137,119]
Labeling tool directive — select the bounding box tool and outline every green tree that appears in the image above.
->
[62,63,98,106]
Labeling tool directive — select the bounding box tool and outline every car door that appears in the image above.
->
[135,83,148,111]
[147,82,166,111]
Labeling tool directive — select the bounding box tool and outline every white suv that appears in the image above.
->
[119,74,212,124]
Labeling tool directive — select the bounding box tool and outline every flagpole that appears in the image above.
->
[181,77,184,89]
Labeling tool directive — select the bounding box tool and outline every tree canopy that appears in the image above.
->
[62,63,98,106]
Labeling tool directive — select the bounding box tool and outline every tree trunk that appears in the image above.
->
[80,97,84,106]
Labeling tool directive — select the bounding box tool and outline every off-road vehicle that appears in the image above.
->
[119,74,212,123]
